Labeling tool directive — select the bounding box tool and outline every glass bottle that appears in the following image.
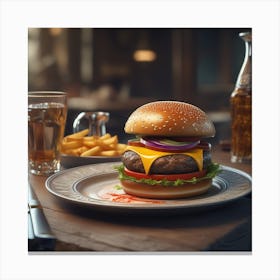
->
[230,32,252,163]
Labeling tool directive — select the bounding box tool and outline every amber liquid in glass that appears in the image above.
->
[28,102,67,174]
[230,88,252,162]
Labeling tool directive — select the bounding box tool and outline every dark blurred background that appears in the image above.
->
[28,27,251,143]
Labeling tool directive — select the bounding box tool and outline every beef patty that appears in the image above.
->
[122,150,211,174]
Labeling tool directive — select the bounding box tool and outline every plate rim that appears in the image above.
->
[45,162,252,212]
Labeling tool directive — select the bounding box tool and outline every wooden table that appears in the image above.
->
[28,147,252,252]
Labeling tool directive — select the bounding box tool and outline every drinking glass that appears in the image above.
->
[73,111,109,136]
[28,91,67,175]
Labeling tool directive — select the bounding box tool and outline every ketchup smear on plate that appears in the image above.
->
[102,192,165,204]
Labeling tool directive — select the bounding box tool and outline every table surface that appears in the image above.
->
[28,147,252,252]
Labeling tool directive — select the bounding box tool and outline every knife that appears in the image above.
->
[28,183,56,251]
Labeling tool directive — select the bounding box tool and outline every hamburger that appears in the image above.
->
[116,101,220,199]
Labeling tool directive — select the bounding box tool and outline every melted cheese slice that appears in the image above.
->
[125,146,203,174]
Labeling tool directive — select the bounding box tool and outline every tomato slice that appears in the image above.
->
[124,168,207,181]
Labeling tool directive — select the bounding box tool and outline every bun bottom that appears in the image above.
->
[120,179,212,199]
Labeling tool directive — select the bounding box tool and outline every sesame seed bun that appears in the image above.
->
[124,101,215,138]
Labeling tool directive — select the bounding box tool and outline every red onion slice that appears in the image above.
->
[140,137,200,151]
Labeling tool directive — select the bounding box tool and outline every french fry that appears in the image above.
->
[100,143,117,151]
[102,135,118,145]
[83,139,99,148]
[77,146,88,154]
[99,133,111,140]
[61,140,83,150]
[81,146,101,157]
[61,131,127,157]
[99,150,119,156]
[65,129,89,140]
[83,136,97,141]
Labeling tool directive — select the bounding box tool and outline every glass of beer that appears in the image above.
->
[28,91,67,175]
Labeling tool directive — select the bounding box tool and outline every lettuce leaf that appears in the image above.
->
[115,163,221,187]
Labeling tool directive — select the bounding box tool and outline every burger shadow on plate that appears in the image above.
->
[56,195,251,229]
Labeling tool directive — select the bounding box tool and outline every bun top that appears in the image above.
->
[124,101,215,138]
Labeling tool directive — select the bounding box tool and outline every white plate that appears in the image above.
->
[60,154,121,169]
[46,162,251,214]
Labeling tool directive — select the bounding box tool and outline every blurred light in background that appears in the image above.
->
[133,49,157,62]
[50,28,62,37]
[133,30,157,62]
